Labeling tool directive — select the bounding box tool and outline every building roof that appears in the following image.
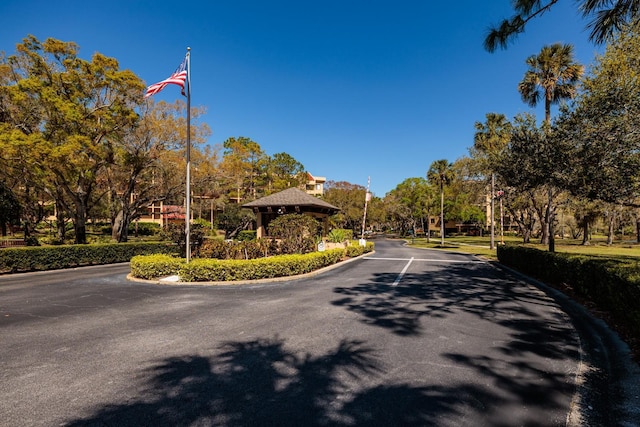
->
[242,188,339,213]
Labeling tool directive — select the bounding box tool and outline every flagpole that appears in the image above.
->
[185,47,192,263]
[361,176,371,240]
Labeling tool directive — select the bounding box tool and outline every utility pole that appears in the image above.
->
[490,174,495,250]
[361,177,371,240]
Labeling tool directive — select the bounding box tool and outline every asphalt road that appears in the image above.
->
[1,239,638,426]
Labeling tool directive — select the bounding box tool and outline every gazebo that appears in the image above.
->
[242,188,340,238]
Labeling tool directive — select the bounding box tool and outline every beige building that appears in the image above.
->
[305,173,326,196]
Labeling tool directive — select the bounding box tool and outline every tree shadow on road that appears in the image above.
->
[64,336,506,426]
[63,263,582,426]
[332,263,577,359]
[330,262,581,425]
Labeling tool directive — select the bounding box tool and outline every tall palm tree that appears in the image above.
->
[518,43,583,252]
[473,113,512,167]
[474,113,512,249]
[484,0,640,51]
[427,159,454,246]
[518,43,584,125]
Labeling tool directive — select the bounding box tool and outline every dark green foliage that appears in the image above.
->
[199,238,274,260]
[497,245,640,337]
[217,204,254,239]
[484,0,640,51]
[0,242,177,274]
[161,222,206,257]
[237,230,256,241]
[268,213,319,254]
[179,249,346,282]
[24,236,40,246]
[0,182,21,237]
[129,254,185,280]
[328,229,351,243]
[345,241,375,257]
[128,222,161,236]
[130,241,375,282]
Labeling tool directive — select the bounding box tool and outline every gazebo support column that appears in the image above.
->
[256,212,265,238]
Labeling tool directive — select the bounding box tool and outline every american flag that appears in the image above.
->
[144,55,188,98]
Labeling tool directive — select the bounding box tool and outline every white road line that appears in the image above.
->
[365,257,486,264]
[392,257,414,287]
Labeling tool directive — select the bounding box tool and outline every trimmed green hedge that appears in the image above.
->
[130,254,186,279]
[180,249,345,282]
[0,242,177,274]
[345,241,375,257]
[497,244,640,337]
[130,242,376,283]
[130,249,344,282]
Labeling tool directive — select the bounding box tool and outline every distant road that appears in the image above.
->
[0,239,635,426]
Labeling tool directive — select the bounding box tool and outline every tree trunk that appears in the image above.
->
[547,188,555,252]
[1,222,7,237]
[74,206,87,244]
[112,210,124,242]
[581,220,590,245]
[637,217,640,243]
[539,208,549,245]
[119,211,130,243]
[607,213,615,245]
[56,201,66,242]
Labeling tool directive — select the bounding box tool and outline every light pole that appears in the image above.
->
[490,174,495,250]
[496,190,504,245]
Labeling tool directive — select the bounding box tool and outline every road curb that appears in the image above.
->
[492,262,640,426]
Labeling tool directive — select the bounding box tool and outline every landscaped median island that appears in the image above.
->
[130,242,374,283]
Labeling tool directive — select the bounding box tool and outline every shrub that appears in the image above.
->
[344,240,375,257]
[199,239,272,260]
[237,230,257,241]
[162,222,206,256]
[328,229,348,243]
[268,214,320,254]
[131,239,376,282]
[24,236,40,246]
[497,244,640,338]
[128,222,161,236]
[178,248,346,282]
[0,242,177,274]
[130,254,185,279]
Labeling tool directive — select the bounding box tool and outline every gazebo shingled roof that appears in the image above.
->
[242,188,339,214]
[242,188,340,238]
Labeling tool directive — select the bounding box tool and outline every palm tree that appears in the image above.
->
[518,43,583,252]
[518,43,584,125]
[427,159,454,245]
[474,113,512,249]
[473,113,512,168]
[484,0,640,51]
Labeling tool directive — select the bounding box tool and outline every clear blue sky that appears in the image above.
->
[2,1,602,197]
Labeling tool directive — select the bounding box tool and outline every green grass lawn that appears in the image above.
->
[407,235,640,260]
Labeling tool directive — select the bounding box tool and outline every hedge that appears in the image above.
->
[0,242,177,274]
[129,254,186,279]
[497,244,640,338]
[345,241,374,258]
[129,243,379,282]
